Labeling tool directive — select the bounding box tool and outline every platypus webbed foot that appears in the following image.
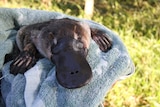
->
[91,29,112,52]
[10,51,37,75]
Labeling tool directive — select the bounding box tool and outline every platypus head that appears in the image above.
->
[49,18,92,89]
[51,36,92,89]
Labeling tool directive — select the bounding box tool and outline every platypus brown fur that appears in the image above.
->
[10,18,112,89]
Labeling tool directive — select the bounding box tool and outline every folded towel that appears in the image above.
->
[0,8,135,107]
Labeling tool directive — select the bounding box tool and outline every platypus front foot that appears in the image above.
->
[91,29,112,52]
[10,51,37,75]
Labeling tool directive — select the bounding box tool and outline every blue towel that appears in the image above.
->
[0,8,135,107]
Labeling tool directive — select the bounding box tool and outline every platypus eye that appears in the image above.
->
[53,38,57,45]
[51,40,61,54]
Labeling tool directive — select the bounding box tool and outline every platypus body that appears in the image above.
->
[10,18,112,89]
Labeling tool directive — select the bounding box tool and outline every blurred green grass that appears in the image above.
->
[0,0,160,107]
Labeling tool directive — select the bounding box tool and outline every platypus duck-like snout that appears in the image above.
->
[52,49,92,89]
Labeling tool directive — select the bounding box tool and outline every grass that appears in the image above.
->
[105,34,160,107]
[0,0,160,107]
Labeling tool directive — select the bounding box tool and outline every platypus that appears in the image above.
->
[10,18,112,89]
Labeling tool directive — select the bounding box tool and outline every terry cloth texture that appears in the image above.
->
[0,8,135,107]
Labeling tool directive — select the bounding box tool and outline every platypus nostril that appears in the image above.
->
[70,71,79,75]
[70,72,74,75]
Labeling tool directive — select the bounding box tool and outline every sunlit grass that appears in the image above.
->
[0,0,160,107]
[102,2,160,106]
[105,33,160,107]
